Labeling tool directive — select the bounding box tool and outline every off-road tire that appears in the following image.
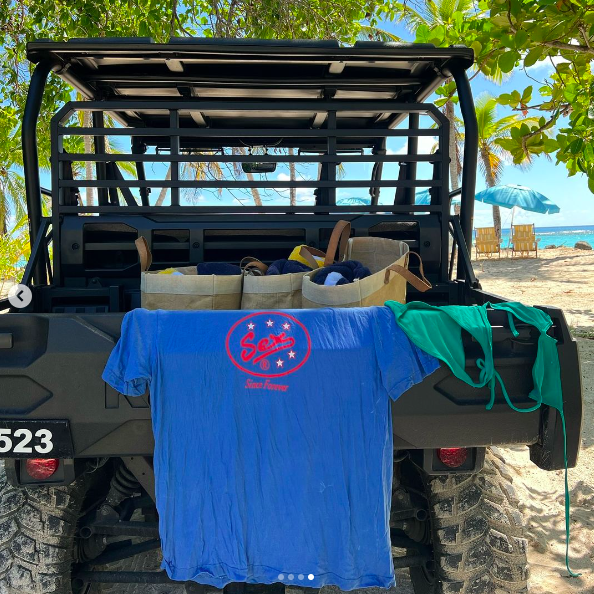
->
[0,460,90,594]
[409,448,529,594]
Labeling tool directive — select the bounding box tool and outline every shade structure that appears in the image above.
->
[336,197,371,205]
[415,189,460,205]
[475,184,560,214]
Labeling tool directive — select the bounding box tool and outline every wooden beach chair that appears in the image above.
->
[511,224,538,258]
[475,227,501,259]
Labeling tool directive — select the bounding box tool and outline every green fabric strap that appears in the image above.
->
[385,300,580,578]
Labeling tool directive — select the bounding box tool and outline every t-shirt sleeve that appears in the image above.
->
[102,309,156,396]
[373,307,440,401]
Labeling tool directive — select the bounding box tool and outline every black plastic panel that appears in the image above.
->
[0,308,579,467]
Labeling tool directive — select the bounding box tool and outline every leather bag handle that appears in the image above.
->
[384,251,432,292]
[297,245,326,269]
[324,220,351,267]
[240,257,269,276]
[135,237,152,272]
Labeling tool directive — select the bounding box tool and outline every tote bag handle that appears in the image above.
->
[296,245,327,269]
[240,257,269,276]
[384,252,432,292]
[324,220,351,267]
[135,237,153,272]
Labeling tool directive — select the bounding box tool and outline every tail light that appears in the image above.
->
[437,448,468,468]
[25,458,60,480]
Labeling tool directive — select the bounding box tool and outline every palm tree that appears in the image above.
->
[474,94,541,237]
[395,0,509,195]
[0,169,26,236]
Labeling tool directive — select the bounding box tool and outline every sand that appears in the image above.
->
[472,247,594,593]
[474,247,594,332]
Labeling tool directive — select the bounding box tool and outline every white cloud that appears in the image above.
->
[276,172,291,182]
[390,136,439,156]
[525,55,569,72]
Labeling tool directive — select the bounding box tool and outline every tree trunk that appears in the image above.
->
[245,171,263,207]
[480,147,501,239]
[83,111,95,206]
[234,147,263,206]
[288,148,297,206]
[444,98,460,192]
[155,165,172,206]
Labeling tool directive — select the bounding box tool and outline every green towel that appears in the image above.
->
[385,300,579,577]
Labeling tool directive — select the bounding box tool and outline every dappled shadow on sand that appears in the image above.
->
[502,444,594,593]
[475,252,594,284]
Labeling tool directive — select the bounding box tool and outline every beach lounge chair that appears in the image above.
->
[511,224,538,258]
[475,227,501,259]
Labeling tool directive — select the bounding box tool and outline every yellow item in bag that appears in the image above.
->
[157,268,182,275]
[289,245,324,269]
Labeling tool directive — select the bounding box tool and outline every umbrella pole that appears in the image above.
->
[507,206,515,253]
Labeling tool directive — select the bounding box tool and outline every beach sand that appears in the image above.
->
[474,247,594,331]
[472,247,594,593]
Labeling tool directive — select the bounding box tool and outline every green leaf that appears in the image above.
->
[569,138,584,154]
[499,50,519,73]
[415,24,431,44]
[497,93,513,105]
[588,176,594,195]
[524,47,543,68]
[514,30,528,49]
[521,86,533,104]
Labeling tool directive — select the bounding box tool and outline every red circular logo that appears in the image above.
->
[225,312,311,378]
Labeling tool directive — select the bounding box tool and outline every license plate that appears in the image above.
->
[0,420,73,458]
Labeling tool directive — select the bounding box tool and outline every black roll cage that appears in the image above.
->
[20,40,479,289]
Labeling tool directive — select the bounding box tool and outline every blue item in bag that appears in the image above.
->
[103,307,439,590]
[313,260,371,285]
[266,258,312,275]
[197,262,242,275]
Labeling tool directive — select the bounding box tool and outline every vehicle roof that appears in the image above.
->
[28,38,473,143]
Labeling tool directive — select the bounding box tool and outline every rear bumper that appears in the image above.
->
[0,306,582,470]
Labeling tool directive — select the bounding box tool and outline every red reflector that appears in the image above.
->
[437,448,468,468]
[25,458,59,480]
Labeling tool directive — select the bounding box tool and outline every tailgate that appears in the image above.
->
[0,309,581,468]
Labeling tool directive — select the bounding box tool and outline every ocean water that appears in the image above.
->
[497,225,594,248]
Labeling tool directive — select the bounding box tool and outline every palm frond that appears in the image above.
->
[357,26,403,42]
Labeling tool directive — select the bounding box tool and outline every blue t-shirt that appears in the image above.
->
[102,307,438,590]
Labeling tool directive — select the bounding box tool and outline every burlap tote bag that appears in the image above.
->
[301,232,431,309]
[135,237,242,310]
[240,221,351,310]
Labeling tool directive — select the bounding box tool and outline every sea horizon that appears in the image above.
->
[494,224,594,248]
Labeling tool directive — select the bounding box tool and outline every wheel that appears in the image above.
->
[0,460,89,594]
[0,460,172,594]
[402,449,529,594]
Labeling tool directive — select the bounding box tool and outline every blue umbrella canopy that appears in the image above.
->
[336,197,371,205]
[475,184,560,214]
[415,189,460,205]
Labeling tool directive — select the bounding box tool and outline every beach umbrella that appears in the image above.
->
[415,189,460,205]
[474,184,560,214]
[336,197,371,205]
